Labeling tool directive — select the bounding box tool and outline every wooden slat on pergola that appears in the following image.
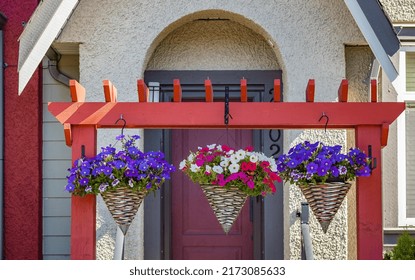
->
[48,78,405,260]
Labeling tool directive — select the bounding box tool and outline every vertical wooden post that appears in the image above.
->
[70,125,97,260]
[355,125,383,260]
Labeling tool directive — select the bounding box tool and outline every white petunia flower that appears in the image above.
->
[216,145,222,151]
[179,160,187,170]
[236,150,246,160]
[188,154,195,161]
[249,154,259,163]
[190,164,200,172]
[230,154,240,163]
[205,165,212,173]
[207,144,216,150]
[220,160,229,168]
[213,165,223,174]
[229,163,240,173]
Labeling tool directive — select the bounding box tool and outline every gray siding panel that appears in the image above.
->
[43,141,71,159]
[43,122,67,141]
[43,179,71,198]
[43,217,71,235]
[43,236,70,255]
[43,160,72,178]
[42,57,73,259]
[43,198,71,216]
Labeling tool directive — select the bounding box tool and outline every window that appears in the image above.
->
[407,52,415,92]
[398,49,415,226]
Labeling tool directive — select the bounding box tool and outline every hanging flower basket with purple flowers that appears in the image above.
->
[65,134,175,234]
[276,141,371,233]
[179,143,281,233]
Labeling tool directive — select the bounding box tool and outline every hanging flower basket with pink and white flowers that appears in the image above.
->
[179,144,281,233]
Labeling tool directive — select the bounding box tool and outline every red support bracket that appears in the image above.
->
[69,80,86,102]
[103,80,117,102]
[173,79,182,102]
[371,79,378,103]
[274,79,281,102]
[241,79,248,102]
[306,79,315,102]
[137,79,149,102]
[338,79,348,102]
[381,122,389,148]
[205,79,213,102]
[64,123,72,147]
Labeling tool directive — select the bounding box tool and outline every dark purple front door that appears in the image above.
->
[171,129,253,259]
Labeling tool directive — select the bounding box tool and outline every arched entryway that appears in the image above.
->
[142,13,284,260]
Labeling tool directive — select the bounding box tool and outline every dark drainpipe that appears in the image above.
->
[0,12,8,260]
[45,47,71,87]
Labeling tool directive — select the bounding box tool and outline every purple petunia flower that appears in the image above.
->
[66,183,75,192]
[317,166,328,177]
[99,183,108,192]
[339,165,347,175]
[112,179,120,187]
[356,166,371,177]
[79,178,89,186]
[306,162,318,174]
[330,166,339,177]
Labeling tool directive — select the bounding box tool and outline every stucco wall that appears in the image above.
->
[57,0,367,259]
[380,0,415,22]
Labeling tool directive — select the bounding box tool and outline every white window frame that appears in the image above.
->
[397,47,415,226]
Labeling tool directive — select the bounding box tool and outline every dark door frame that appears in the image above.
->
[143,70,284,260]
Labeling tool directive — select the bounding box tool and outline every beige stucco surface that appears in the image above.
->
[380,0,415,22]
[56,0,369,259]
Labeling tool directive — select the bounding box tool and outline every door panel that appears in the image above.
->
[171,129,253,260]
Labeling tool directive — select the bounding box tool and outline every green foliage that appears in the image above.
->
[384,231,415,260]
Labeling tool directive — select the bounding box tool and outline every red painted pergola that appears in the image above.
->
[48,78,405,260]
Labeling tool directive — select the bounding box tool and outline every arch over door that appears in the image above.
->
[144,70,284,260]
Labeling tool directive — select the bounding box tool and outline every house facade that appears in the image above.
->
[1,0,414,260]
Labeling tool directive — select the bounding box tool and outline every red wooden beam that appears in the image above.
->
[173,79,182,102]
[103,80,117,102]
[274,79,281,102]
[49,102,405,130]
[371,79,378,103]
[338,79,348,102]
[205,79,213,102]
[69,80,86,102]
[306,79,315,102]
[64,123,72,147]
[241,78,247,102]
[381,122,389,148]
[137,79,149,102]
[71,125,97,260]
[356,125,382,259]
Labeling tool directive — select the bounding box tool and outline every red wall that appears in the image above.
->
[1,0,42,259]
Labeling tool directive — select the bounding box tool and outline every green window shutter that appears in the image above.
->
[407,52,415,92]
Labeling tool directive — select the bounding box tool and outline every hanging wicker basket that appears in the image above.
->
[200,185,248,234]
[300,181,351,233]
[101,186,146,235]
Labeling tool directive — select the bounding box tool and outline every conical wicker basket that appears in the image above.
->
[200,185,248,234]
[300,181,351,233]
[101,186,146,235]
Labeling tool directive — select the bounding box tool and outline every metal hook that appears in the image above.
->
[224,86,233,125]
[318,112,329,133]
[115,114,126,136]
[368,145,377,172]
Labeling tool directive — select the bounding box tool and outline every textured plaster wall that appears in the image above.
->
[57,0,366,259]
[380,0,415,22]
